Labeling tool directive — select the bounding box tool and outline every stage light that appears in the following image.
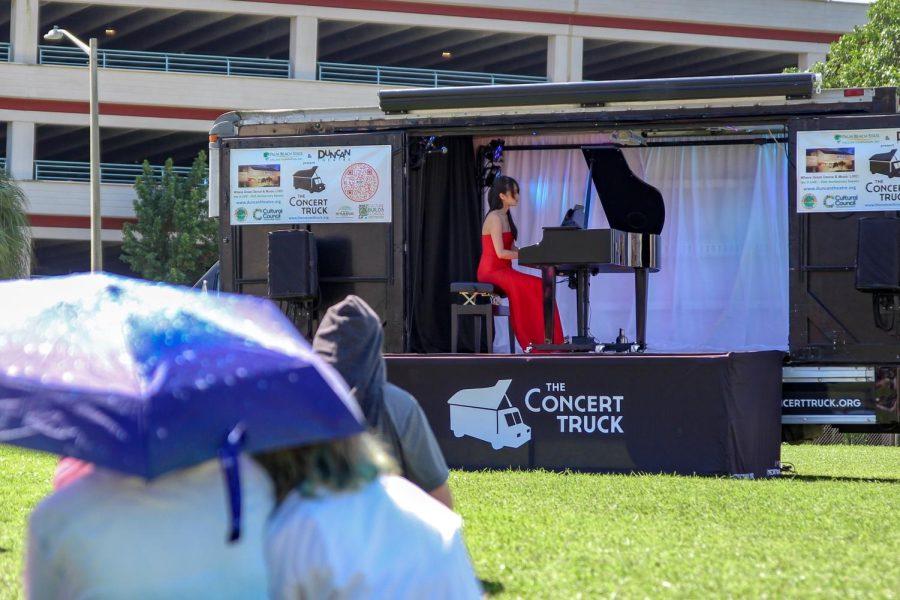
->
[441,51,452,59]
[378,72,820,113]
[489,139,504,162]
[104,25,116,37]
[423,136,448,155]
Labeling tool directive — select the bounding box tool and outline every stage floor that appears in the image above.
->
[385,351,783,478]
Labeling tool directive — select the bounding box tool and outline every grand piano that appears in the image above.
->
[518,146,665,352]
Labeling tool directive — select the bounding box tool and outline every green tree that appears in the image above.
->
[809,0,900,87]
[121,151,217,285]
[0,168,31,279]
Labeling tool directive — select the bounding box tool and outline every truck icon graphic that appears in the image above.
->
[292,166,326,192]
[869,149,900,178]
[448,379,531,450]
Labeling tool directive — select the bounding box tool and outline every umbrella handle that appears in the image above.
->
[219,424,246,543]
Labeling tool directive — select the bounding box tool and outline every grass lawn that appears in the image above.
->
[0,447,56,599]
[2,444,899,599]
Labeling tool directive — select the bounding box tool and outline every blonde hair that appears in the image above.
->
[254,432,397,503]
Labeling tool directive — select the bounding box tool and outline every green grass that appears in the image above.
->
[1,444,898,599]
[0,447,56,599]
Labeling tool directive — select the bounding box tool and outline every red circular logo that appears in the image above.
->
[341,163,379,202]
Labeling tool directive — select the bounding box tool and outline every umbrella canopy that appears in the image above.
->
[0,272,365,479]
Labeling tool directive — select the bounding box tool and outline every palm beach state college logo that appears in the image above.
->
[448,379,531,450]
[801,193,816,209]
[234,207,248,222]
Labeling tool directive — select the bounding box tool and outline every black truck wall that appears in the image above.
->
[218,132,407,350]
[789,114,900,364]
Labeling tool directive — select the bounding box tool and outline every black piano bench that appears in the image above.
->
[450,282,515,353]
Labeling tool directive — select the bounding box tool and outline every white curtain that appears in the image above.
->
[475,134,789,353]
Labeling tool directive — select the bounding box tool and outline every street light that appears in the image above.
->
[44,26,102,272]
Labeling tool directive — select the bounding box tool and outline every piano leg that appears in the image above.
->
[574,268,592,344]
[635,267,648,350]
[541,265,557,343]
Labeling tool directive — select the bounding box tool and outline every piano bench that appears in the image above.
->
[450,283,515,353]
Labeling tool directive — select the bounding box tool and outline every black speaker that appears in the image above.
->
[856,218,900,292]
[267,230,319,300]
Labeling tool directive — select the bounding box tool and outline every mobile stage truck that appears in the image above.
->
[208,73,899,476]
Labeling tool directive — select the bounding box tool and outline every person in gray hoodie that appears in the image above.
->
[312,295,453,508]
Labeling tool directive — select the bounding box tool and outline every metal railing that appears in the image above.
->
[0,42,9,62]
[318,61,545,87]
[38,45,291,79]
[34,160,194,184]
[35,43,543,87]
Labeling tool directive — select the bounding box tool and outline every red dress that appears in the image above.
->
[477,232,564,350]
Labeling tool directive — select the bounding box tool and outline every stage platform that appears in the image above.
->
[385,351,783,479]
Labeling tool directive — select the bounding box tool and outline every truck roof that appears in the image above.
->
[211,74,897,138]
[448,379,513,409]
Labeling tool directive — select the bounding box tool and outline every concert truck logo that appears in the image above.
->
[448,379,531,450]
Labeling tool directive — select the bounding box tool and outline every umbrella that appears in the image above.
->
[0,271,365,473]
[0,273,365,536]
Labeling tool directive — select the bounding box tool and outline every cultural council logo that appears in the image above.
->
[253,208,283,221]
[823,194,857,209]
[801,193,817,209]
[234,207,248,222]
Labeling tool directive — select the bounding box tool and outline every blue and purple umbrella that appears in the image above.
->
[0,273,364,537]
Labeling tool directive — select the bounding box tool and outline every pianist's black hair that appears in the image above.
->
[487,175,519,241]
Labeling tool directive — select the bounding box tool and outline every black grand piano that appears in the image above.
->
[518,146,665,352]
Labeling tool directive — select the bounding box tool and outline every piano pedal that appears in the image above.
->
[596,341,643,353]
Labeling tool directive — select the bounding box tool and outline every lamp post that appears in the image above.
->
[43,26,102,272]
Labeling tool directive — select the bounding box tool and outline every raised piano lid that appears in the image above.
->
[582,146,665,235]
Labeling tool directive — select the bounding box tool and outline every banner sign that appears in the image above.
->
[797,128,900,213]
[385,352,784,479]
[782,366,898,422]
[228,145,392,225]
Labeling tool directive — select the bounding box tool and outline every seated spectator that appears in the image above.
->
[312,295,454,508]
[255,432,481,600]
[26,456,273,599]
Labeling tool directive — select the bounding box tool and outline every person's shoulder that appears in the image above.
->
[28,468,122,535]
[383,383,423,423]
[380,475,462,533]
[483,210,502,224]
[384,382,416,407]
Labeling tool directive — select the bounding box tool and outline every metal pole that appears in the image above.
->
[89,37,102,272]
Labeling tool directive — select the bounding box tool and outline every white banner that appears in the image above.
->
[229,145,392,225]
[797,128,900,213]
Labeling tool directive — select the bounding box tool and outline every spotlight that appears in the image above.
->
[423,136,448,155]
[489,139,504,162]
[477,140,505,189]
[441,51,452,59]
[104,25,116,37]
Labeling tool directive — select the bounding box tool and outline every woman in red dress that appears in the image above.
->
[476,176,564,351]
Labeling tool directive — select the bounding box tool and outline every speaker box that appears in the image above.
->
[267,229,319,299]
[856,218,900,292]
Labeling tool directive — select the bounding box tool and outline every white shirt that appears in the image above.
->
[266,475,481,600]
[26,456,274,600]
